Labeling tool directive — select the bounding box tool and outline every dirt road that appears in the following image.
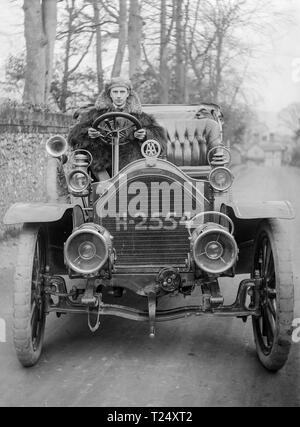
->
[0,166,299,407]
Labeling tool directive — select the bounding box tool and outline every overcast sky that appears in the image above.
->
[258,0,300,112]
[0,0,300,113]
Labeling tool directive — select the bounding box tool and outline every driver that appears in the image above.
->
[68,77,167,180]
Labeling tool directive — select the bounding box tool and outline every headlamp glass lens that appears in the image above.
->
[70,172,88,191]
[205,241,224,260]
[79,242,97,260]
[214,171,227,186]
[210,168,233,191]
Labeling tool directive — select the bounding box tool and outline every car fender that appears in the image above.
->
[223,200,295,220]
[222,200,295,275]
[3,203,85,227]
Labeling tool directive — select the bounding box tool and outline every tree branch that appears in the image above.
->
[67,32,94,76]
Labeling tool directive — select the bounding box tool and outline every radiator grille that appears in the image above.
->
[99,176,200,267]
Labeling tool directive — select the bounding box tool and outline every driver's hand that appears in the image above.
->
[134,129,147,141]
[88,128,101,139]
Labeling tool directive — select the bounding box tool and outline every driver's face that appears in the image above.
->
[110,87,129,108]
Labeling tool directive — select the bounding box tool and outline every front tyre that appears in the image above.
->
[13,225,47,367]
[252,220,294,372]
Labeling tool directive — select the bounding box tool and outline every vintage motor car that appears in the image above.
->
[4,104,295,371]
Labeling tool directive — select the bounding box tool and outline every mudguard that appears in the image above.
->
[223,200,295,274]
[223,200,295,220]
[3,203,84,226]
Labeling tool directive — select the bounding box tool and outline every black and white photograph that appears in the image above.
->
[0,0,299,409]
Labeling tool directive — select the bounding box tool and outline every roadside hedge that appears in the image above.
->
[0,133,51,237]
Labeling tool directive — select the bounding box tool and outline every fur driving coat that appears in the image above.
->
[68,106,167,175]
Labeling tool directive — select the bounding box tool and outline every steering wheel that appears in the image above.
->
[92,112,143,146]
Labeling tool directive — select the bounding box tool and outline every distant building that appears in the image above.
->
[245,144,265,166]
[242,128,291,167]
[262,143,285,167]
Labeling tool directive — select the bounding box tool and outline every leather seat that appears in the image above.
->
[160,119,210,167]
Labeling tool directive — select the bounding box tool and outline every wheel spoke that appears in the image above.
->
[252,224,294,369]
[267,286,277,298]
[262,305,274,346]
[30,293,43,350]
[266,256,275,284]
[36,240,42,283]
[266,304,276,331]
[253,231,278,354]
[30,300,39,335]
[268,275,275,288]
[261,238,267,275]
[32,232,45,347]
[267,299,277,319]
[263,240,272,278]
[30,300,37,322]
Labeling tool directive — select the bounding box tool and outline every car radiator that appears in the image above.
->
[99,176,200,268]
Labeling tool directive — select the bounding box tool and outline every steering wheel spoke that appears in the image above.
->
[92,112,142,146]
[104,118,117,131]
[120,124,136,133]
[97,126,112,133]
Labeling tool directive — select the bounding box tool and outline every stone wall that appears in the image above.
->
[0,104,73,238]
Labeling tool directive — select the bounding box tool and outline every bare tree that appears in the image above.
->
[43,0,58,102]
[93,0,104,92]
[21,0,290,112]
[57,0,94,111]
[174,0,185,102]
[179,0,283,105]
[111,0,128,78]
[139,0,175,102]
[203,0,249,102]
[128,0,143,79]
[60,0,75,111]
[279,103,300,136]
[159,0,174,103]
[23,0,57,105]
